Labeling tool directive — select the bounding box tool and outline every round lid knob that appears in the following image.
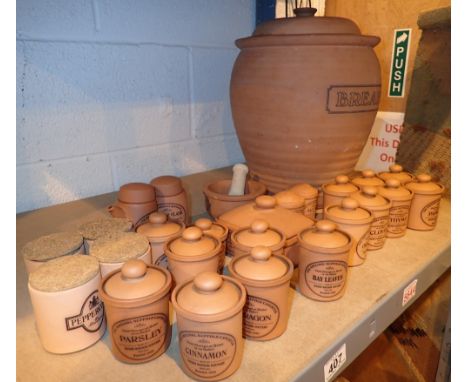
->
[316,220,336,233]
[293,7,318,17]
[195,218,213,231]
[342,198,359,210]
[417,174,432,183]
[182,226,203,241]
[194,272,223,293]
[149,212,168,224]
[389,164,403,173]
[251,219,269,234]
[362,169,376,178]
[386,178,401,188]
[362,186,378,197]
[336,175,350,184]
[250,246,272,261]
[121,259,147,279]
[255,195,276,209]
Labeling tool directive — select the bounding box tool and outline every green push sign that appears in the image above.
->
[388,29,411,98]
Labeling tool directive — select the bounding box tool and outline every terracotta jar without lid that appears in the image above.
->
[195,218,229,274]
[324,198,373,266]
[217,195,314,266]
[351,169,385,188]
[378,164,415,185]
[150,175,190,226]
[322,175,360,213]
[231,220,286,259]
[298,220,352,301]
[99,259,172,364]
[164,227,221,285]
[274,190,305,215]
[136,212,184,268]
[378,179,414,238]
[28,255,106,354]
[228,246,293,340]
[289,183,318,220]
[22,231,85,275]
[406,174,445,231]
[108,183,158,229]
[350,187,391,250]
[171,272,247,381]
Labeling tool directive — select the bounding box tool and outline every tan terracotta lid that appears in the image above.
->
[136,212,183,242]
[103,259,169,300]
[378,179,413,200]
[168,227,217,257]
[29,255,100,292]
[194,218,228,240]
[299,220,351,250]
[378,164,414,184]
[350,187,391,210]
[323,175,359,196]
[118,182,156,203]
[289,183,318,199]
[326,198,373,223]
[22,231,83,261]
[90,232,149,263]
[406,174,445,195]
[78,218,133,240]
[275,190,305,209]
[351,169,385,188]
[233,220,283,248]
[150,176,183,197]
[230,246,292,281]
[175,272,243,315]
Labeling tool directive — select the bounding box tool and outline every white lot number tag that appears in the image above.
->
[402,279,418,307]
[324,343,347,382]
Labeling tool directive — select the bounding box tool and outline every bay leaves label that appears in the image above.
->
[243,295,279,338]
[305,260,347,298]
[388,205,410,234]
[326,85,381,114]
[65,290,105,333]
[421,199,441,227]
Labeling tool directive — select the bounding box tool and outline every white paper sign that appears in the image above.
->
[402,279,418,307]
[324,343,347,382]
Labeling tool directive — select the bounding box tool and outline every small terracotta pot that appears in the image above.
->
[165,227,221,285]
[228,246,293,340]
[203,179,266,219]
[322,175,360,213]
[274,190,305,215]
[351,169,385,188]
[99,260,172,364]
[172,272,247,381]
[194,218,229,274]
[378,179,414,238]
[406,174,445,231]
[289,183,318,220]
[298,220,352,301]
[324,198,373,266]
[377,164,415,186]
[28,255,106,354]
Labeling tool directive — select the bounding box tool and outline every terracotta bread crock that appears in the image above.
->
[230,8,381,193]
[405,174,445,231]
[194,218,229,274]
[99,259,172,364]
[298,220,352,301]
[378,164,415,185]
[228,246,293,340]
[289,183,319,220]
[322,175,360,212]
[351,169,385,188]
[172,272,247,381]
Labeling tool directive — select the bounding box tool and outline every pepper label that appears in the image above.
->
[65,290,105,333]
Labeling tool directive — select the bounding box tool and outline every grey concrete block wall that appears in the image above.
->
[17,0,254,213]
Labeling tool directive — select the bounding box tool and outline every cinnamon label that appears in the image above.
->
[180,331,236,379]
[243,295,279,338]
[305,260,347,298]
[421,198,441,227]
[388,205,410,234]
[368,215,389,248]
[158,203,186,225]
[356,229,370,260]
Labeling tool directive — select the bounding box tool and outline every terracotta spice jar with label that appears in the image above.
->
[136,212,184,269]
[89,232,151,278]
[171,272,247,381]
[28,255,106,354]
[378,164,415,185]
[378,179,414,238]
[322,175,360,213]
[194,218,229,274]
[22,231,85,274]
[350,186,391,250]
[228,246,293,340]
[298,220,352,301]
[325,198,373,266]
[274,190,305,215]
[351,169,385,188]
[289,183,319,220]
[99,259,172,364]
[405,174,445,231]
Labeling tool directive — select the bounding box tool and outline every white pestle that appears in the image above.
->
[228,163,249,196]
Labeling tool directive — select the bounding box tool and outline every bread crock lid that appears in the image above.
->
[90,232,149,263]
[234,220,283,248]
[150,175,183,197]
[326,198,372,222]
[22,231,83,261]
[406,174,445,195]
[289,183,318,199]
[350,187,391,209]
[168,227,217,257]
[378,164,414,184]
[118,182,156,203]
[275,190,305,209]
[78,217,133,240]
[299,220,350,249]
[136,212,183,241]
[323,175,359,195]
[194,218,228,240]
[378,179,413,200]
[351,169,385,187]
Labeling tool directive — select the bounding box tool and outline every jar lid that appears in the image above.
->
[289,183,318,199]
[323,175,359,195]
[22,231,83,261]
[378,164,414,184]
[194,218,228,240]
[326,198,372,222]
[168,227,217,257]
[90,232,149,263]
[350,187,391,209]
[150,176,183,197]
[406,174,445,195]
[118,182,156,203]
[234,220,283,248]
[351,169,385,188]
[103,259,169,300]
[299,220,351,250]
[136,212,183,242]
[29,255,100,292]
[78,218,133,240]
[378,179,413,200]
[275,190,305,209]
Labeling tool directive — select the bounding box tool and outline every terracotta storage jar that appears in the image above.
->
[274,190,305,215]
[378,164,415,185]
[325,198,373,267]
[172,272,247,381]
[406,174,445,231]
[217,195,314,267]
[322,175,359,213]
[351,169,385,188]
[78,217,133,254]
[164,227,221,285]
[108,183,158,229]
[89,232,151,278]
[230,8,381,193]
[289,183,318,220]
[298,220,352,301]
[203,179,266,219]
[150,175,190,226]
[28,255,106,354]
[350,187,391,250]
[22,231,84,275]
[195,218,229,274]
[378,179,414,238]
[228,246,293,340]
[136,212,184,268]
[99,259,172,364]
